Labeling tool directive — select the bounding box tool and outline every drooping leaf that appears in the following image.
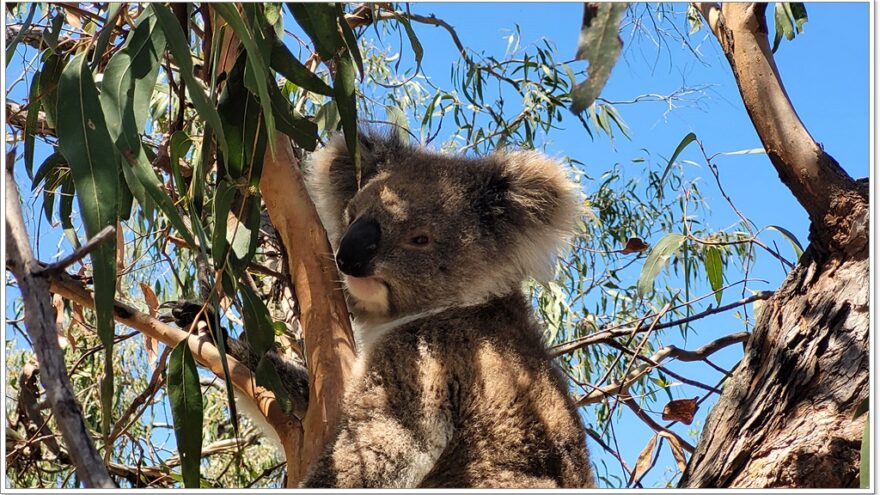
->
[38,52,66,131]
[336,4,364,79]
[570,3,626,114]
[765,224,804,260]
[23,67,41,180]
[139,282,160,370]
[213,3,276,154]
[621,237,648,255]
[56,50,120,441]
[90,3,124,70]
[239,284,275,371]
[854,397,869,420]
[255,355,294,417]
[790,3,808,33]
[662,397,699,425]
[334,55,360,181]
[286,3,343,60]
[216,51,268,182]
[269,81,319,151]
[630,434,658,486]
[5,3,36,67]
[167,338,203,488]
[227,193,262,275]
[43,12,65,52]
[658,431,689,473]
[32,150,66,191]
[152,4,227,156]
[638,233,686,296]
[211,180,236,268]
[705,247,724,304]
[269,40,333,95]
[660,132,697,188]
[58,174,81,249]
[385,105,410,144]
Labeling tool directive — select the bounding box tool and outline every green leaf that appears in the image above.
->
[790,3,808,33]
[169,131,193,199]
[393,13,424,69]
[336,4,364,79]
[269,82,319,151]
[638,234,686,296]
[211,180,236,268]
[765,225,804,260]
[38,52,66,130]
[32,150,66,191]
[334,55,360,180]
[570,3,626,114]
[270,40,333,96]
[152,4,227,157]
[660,132,697,188]
[217,52,267,181]
[91,3,124,70]
[213,3,276,155]
[56,50,119,442]
[315,99,340,133]
[5,3,36,67]
[705,247,724,304]
[43,12,65,52]
[167,338,203,489]
[239,284,275,357]
[854,397,869,420]
[59,175,81,249]
[24,67,41,180]
[772,3,794,53]
[286,3,343,60]
[256,355,293,417]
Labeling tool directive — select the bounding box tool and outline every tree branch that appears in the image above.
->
[45,272,303,458]
[260,134,357,485]
[693,2,867,253]
[5,166,115,488]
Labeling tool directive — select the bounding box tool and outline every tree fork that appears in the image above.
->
[681,4,870,487]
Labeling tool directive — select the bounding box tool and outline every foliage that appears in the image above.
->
[4,2,814,489]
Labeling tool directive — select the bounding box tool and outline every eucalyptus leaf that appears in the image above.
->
[570,3,626,113]
[705,247,724,304]
[638,234,686,296]
[270,40,333,96]
[167,338,204,488]
[660,132,697,188]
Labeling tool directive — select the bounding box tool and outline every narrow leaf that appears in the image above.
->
[860,419,869,488]
[660,132,697,188]
[139,282,160,370]
[765,224,804,259]
[630,434,658,486]
[269,82,319,151]
[152,4,227,157]
[38,52,66,131]
[334,55,360,181]
[5,3,36,67]
[337,4,364,78]
[167,338,203,488]
[270,40,333,95]
[705,247,724,304]
[286,3,343,60]
[56,50,119,439]
[570,3,626,113]
[638,233,686,296]
[24,68,41,179]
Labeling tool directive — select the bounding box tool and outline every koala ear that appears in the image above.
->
[479,150,582,280]
[304,132,402,246]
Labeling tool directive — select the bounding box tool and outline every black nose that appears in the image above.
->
[336,218,381,277]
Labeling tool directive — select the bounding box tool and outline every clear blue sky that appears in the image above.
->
[4,2,870,488]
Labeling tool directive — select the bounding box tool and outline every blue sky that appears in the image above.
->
[4,2,870,488]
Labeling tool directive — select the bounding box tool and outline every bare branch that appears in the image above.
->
[36,225,116,275]
[5,166,115,488]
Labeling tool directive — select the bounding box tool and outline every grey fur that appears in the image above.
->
[301,133,594,488]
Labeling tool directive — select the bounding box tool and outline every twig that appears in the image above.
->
[36,225,116,275]
[552,292,772,357]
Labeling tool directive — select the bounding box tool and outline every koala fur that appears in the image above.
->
[301,133,594,488]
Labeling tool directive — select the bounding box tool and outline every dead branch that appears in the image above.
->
[5,166,115,488]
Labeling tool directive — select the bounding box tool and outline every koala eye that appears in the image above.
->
[404,232,432,248]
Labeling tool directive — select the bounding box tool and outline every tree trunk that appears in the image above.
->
[681,3,870,487]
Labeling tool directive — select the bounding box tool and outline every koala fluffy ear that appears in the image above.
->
[304,132,401,246]
[479,150,582,280]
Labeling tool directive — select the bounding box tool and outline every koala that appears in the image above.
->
[301,133,594,488]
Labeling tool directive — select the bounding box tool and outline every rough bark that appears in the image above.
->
[681,3,870,488]
[5,166,115,488]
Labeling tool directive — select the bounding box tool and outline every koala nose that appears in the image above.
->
[336,218,381,277]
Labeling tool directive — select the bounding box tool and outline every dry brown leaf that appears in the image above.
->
[659,431,689,472]
[630,433,658,486]
[139,283,160,369]
[662,397,699,425]
[621,237,649,254]
[52,294,69,349]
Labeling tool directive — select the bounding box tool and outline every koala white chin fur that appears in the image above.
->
[301,132,594,488]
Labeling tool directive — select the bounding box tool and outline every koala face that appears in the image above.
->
[306,133,581,321]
